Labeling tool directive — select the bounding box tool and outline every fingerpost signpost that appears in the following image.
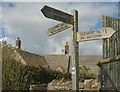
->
[41,5,79,91]
[41,5,115,92]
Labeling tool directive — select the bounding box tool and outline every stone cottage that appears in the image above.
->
[14,38,103,74]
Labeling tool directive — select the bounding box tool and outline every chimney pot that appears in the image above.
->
[66,42,68,46]
[17,37,20,40]
[16,37,21,49]
[65,42,69,54]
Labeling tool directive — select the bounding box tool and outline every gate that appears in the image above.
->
[102,16,120,59]
[97,16,120,91]
[97,55,120,92]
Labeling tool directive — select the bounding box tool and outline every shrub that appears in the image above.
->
[85,72,97,79]
[2,40,71,90]
[63,72,71,80]
[79,65,97,82]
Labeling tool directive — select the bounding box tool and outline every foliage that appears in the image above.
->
[63,72,71,80]
[85,72,97,79]
[2,40,15,60]
[2,40,96,90]
[55,72,71,80]
[79,65,97,82]
[2,40,71,90]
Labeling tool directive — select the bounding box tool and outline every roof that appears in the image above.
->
[15,50,103,74]
[42,54,103,74]
[16,50,49,68]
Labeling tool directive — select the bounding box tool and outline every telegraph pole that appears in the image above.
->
[71,10,79,91]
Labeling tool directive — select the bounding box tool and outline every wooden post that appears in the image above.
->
[71,10,79,91]
[0,42,1,92]
[102,16,120,59]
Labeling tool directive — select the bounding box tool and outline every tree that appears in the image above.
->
[2,40,15,60]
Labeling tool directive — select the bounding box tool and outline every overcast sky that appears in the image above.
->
[0,1,119,55]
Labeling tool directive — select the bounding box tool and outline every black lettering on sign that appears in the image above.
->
[81,32,85,36]
[96,30,101,34]
[87,36,92,39]
[81,37,85,39]
[102,29,107,33]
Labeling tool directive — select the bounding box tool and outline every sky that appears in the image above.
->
[0,1,119,55]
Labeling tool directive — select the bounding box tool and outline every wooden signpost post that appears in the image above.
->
[41,5,115,92]
[41,5,79,91]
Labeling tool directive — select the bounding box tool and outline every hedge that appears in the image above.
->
[2,58,71,90]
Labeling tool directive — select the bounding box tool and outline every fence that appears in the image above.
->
[102,16,120,59]
[97,16,120,92]
[97,55,120,92]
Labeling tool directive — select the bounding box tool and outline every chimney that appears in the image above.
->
[65,42,69,54]
[16,37,21,49]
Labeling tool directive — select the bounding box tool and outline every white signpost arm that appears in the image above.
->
[71,10,79,92]
[77,27,115,42]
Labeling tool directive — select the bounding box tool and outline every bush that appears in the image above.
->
[85,72,97,79]
[55,72,71,80]
[2,40,71,90]
[63,72,71,80]
[79,65,97,82]
[2,59,71,90]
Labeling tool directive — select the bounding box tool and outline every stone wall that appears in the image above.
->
[47,78,100,91]
[30,78,100,91]
[30,84,48,92]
